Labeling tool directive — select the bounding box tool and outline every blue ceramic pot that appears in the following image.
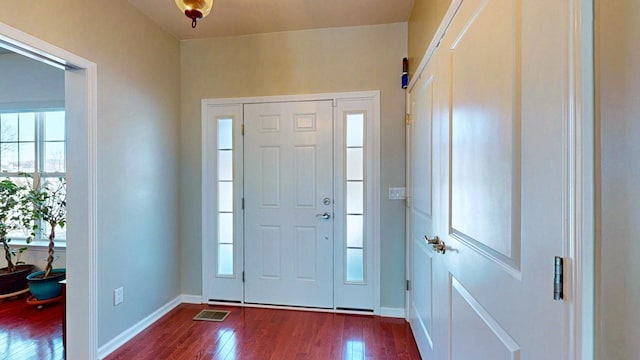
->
[27,268,66,300]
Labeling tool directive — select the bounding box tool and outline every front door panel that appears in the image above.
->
[244,101,334,308]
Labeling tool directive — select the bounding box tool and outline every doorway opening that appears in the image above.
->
[0,21,98,359]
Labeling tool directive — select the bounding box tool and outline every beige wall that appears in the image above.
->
[180,23,409,308]
[0,0,181,347]
[597,0,640,358]
[408,0,451,76]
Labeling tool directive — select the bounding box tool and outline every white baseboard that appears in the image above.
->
[180,294,203,304]
[380,307,406,319]
[97,295,403,359]
[97,296,182,359]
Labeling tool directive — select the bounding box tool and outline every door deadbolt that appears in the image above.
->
[323,197,332,205]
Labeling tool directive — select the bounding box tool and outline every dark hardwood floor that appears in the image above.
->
[106,304,421,360]
[0,294,64,360]
[0,299,421,359]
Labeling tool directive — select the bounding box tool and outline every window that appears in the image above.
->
[217,118,234,276]
[345,113,365,283]
[0,110,66,243]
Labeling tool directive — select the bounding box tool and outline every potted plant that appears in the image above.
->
[24,175,66,301]
[0,179,35,297]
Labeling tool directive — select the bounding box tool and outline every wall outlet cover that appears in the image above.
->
[114,287,124,306]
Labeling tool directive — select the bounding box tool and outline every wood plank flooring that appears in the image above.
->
[0,299,421,359]
[0,294,64,360]
[106,304,421,360]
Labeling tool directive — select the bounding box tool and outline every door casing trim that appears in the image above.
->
[202,91,381,314]
[0,21,99,360]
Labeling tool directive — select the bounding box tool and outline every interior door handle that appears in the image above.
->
[424,235,440,245]
[424,235,446,254]
[316,212,331,220]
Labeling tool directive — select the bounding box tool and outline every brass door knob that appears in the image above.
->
[424,235,440,245]
[432,242,446,254]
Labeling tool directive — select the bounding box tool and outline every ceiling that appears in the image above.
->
[128,0,415,40]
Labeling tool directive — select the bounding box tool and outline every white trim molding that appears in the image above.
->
[97,297,183,359]
[0,21,99,360]
[567,0,596,358]
[380,307,406,319]
[180,294,204,304]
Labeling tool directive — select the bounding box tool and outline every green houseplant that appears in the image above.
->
[24,175,67,300]
[0,179,35,296]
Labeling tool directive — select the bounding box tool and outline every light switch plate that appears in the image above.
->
[389,187,406,200]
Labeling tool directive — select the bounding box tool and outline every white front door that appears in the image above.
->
[243,101,334,308]
[409,0,571,358]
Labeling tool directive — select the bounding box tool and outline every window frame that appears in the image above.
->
[0,109,66,246]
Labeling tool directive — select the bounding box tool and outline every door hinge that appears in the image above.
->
[242,271,245,282]
[554,256,564,301]
[242,198,245,209]
[406,280,411,291]
[241,124,245,136]
[405,114,412,125]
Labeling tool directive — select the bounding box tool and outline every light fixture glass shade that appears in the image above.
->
[175,0,214,28]
[175,0,214,17]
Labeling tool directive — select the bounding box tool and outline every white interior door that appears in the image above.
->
[409,0,572,358]
[408,63,448,358]
[244,100,334,308]
[439,0,568,357]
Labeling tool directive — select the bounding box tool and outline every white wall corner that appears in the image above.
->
[97,296,182,359]
[181,294,203,304]
[380,307,406,319]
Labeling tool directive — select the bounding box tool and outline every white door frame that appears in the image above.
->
[202,91,381,314]
[403,0,595,358]
[0,22,99,359]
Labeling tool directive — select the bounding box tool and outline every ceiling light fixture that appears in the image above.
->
[175,0,214,28]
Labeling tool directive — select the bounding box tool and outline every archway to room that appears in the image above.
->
[0,22,98,359]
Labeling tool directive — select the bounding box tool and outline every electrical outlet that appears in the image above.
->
[114,287,124,306]
[389,187,406,200]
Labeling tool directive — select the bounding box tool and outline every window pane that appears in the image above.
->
[346,248,364,283]
[346,214,364,248]
[218,181,233,212]
[1,143,17,172]
[44,111,65,141]
[346,181,364,214]
[218,118,233,150]
[44,141,66,172]
[43,221,67,241]
[346,148,363,181]
[18,142,35,172]
[18,113,36,142]
[218,212,233,244]
[346,113,364,147]
[218,150,233,181]
[217,243,234,276]
[1,113,18,142]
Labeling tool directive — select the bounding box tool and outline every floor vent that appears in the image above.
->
[193,309,230,322]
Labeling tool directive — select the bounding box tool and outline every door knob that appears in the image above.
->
[433,242,446,254]
[316,212,331,220]
[424,235,440,245]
